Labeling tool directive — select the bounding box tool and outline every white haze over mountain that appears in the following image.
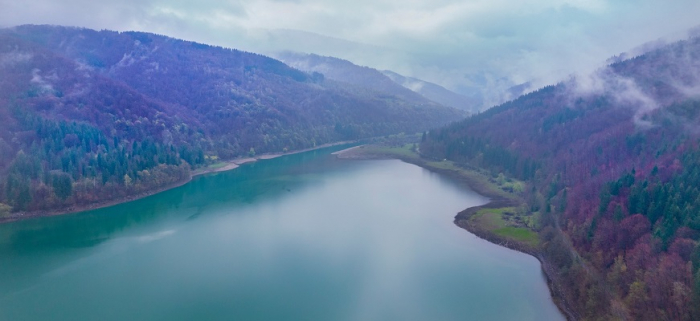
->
[2,0,699,108]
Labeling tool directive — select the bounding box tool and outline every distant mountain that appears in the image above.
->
[247,29,397,64]
[0,25,462,214]
[421,36,700,320]
[276,51,476,112]
[274,52,431,102]
[247,30,523,110]
[381,70,477,112]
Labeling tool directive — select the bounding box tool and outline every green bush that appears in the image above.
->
[0,203,12,217]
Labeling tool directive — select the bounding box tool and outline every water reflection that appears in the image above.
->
[0,147,564,321]
[0,146,354,254]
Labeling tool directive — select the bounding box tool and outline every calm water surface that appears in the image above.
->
[0,147,564,320]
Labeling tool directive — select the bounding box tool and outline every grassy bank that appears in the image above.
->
[469,207,539,248]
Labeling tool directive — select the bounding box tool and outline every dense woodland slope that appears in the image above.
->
[275,52,476,112]
[0,25,462,215]
[422,37,700,320]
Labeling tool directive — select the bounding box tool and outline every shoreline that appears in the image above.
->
[0,177,194,224]
[335,145,577,321]
[330,145,362,155]
[192,141,356,177]
[1,141,355,224]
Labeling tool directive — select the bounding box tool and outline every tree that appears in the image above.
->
[625,281,649,319]
[0,203,11,218]
[15,182,32,211]
[51,172,73,200]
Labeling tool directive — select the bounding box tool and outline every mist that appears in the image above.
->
[569,35,700,128]
[2,0,699,109]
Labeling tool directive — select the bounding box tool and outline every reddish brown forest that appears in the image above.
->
[0,25,462,214]
[422,37,700,320]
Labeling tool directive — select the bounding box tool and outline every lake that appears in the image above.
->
[0,147,564,321]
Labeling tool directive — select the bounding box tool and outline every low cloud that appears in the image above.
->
[30,68,56,92]
[571,68,659,128]
[0,51,33,67]
[570,35,700,129]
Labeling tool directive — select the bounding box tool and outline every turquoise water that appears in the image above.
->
[0,147,564,320]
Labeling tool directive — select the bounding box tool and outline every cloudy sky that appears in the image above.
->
[2,0,699,106]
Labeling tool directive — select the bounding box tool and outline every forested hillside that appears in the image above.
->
[0,25,462,215]
[422,37,700,320]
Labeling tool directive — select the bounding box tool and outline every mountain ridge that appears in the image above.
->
[381,69,477,112]
[274,51,432,104]
[275,51,477,112]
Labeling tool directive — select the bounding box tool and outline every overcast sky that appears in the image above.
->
[2,0,699,106]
